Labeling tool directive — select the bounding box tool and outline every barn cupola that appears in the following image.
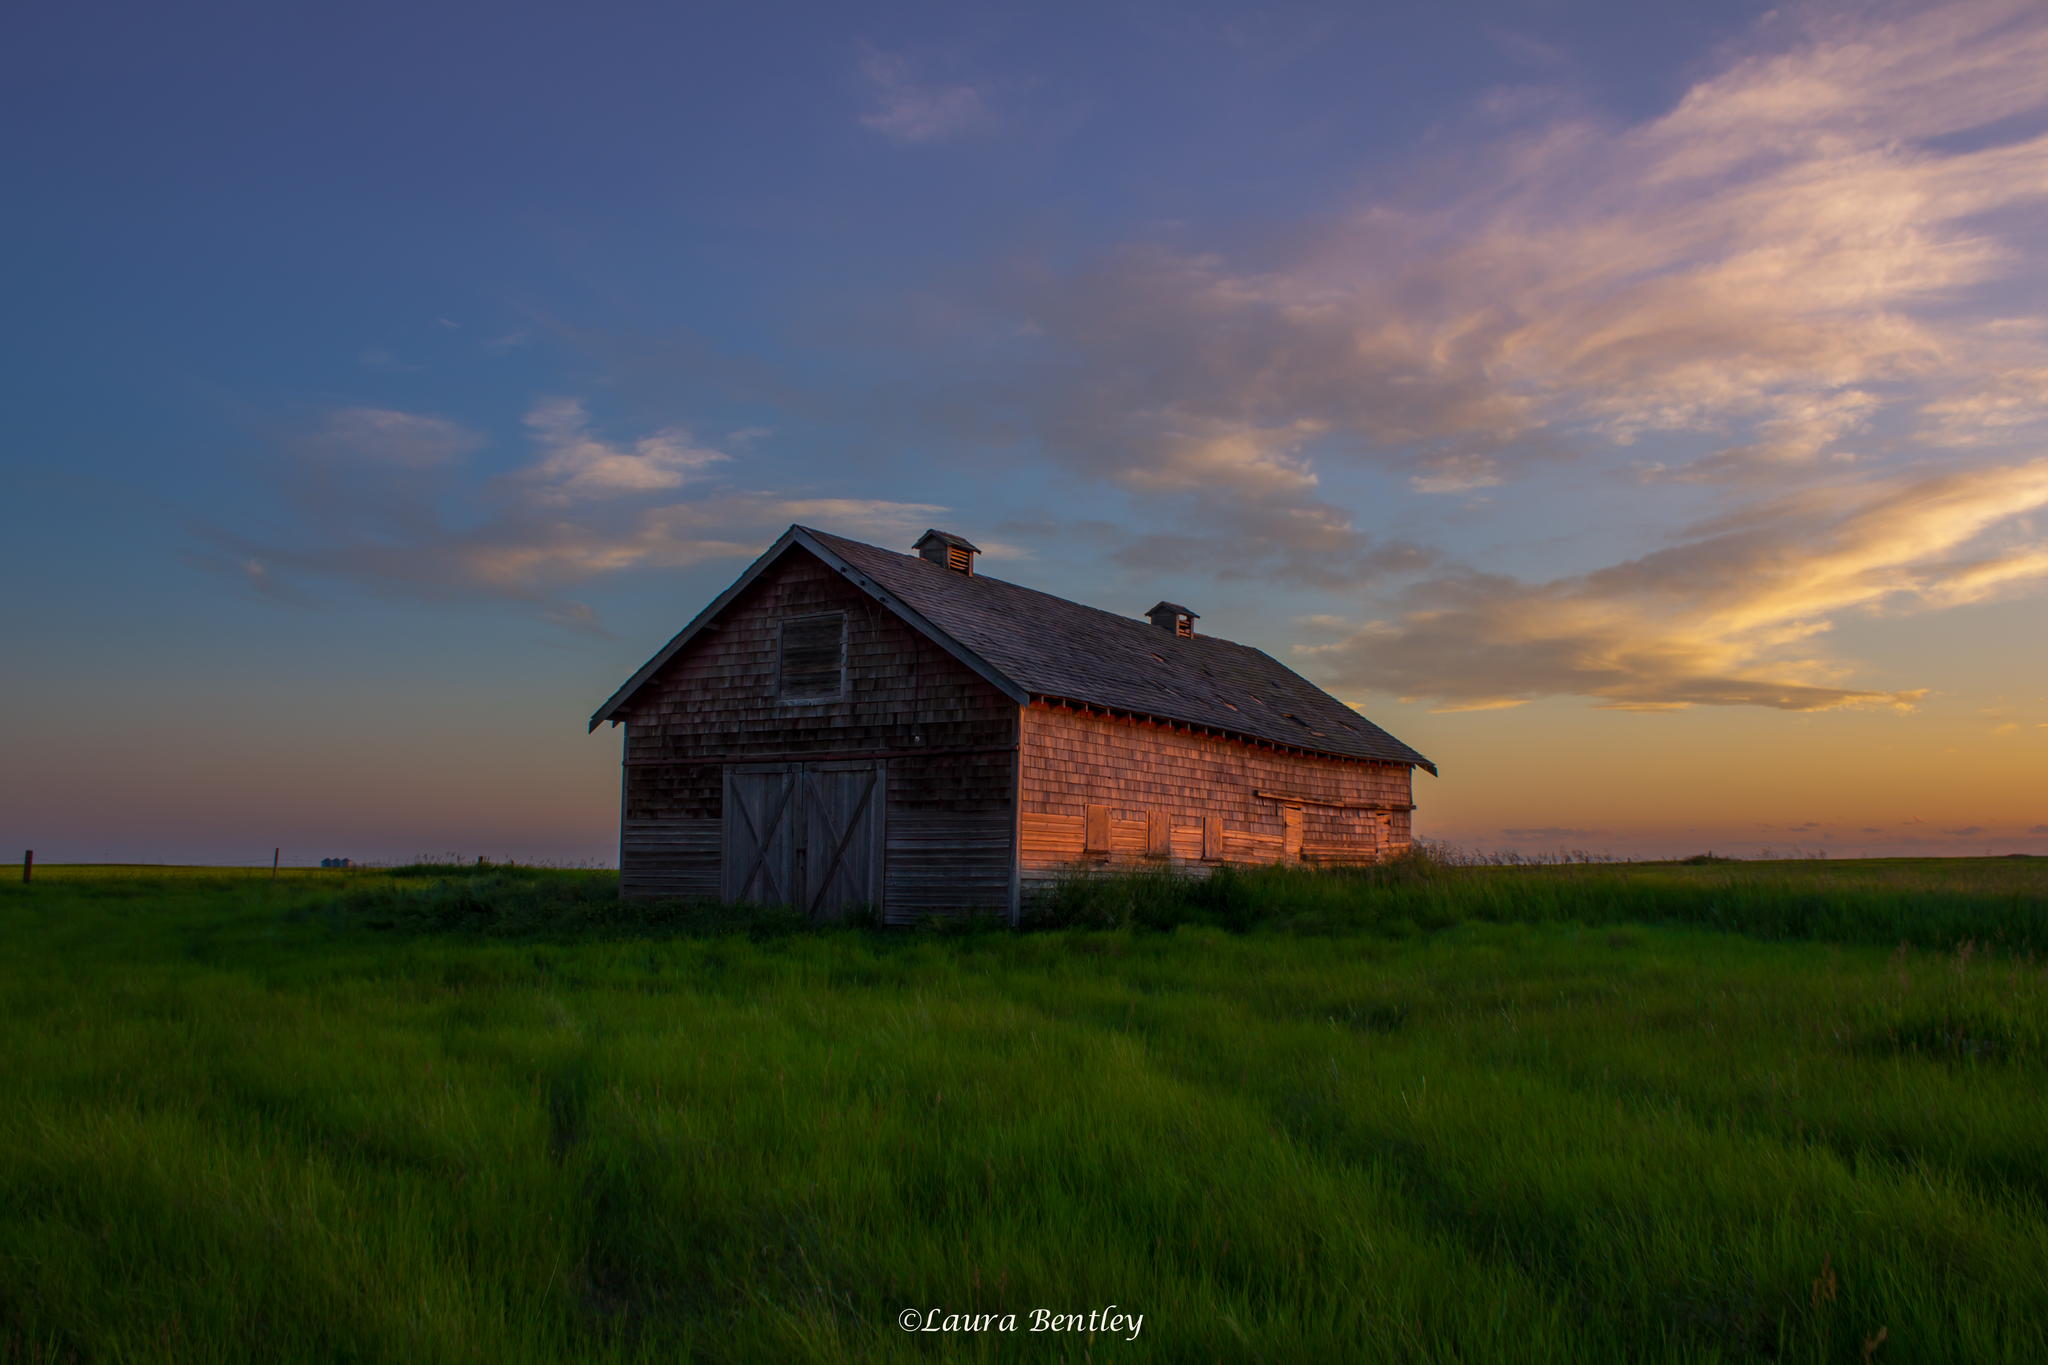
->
[1146,601,1199,638]
[914,528,980,575]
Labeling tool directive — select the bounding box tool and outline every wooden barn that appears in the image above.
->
[589,525,1436,924]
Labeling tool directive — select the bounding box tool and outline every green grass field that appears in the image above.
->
[3,859,2045,1362]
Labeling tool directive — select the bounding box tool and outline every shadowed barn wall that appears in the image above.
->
[615,550,1016,918]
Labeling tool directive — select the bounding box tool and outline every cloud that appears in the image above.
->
[1944,826,1987,836]
[1297,460,2048,710]
[856,44,994,144]
[1006,240,1534,469]
[887,0,2048,705]
[1104,520,1435,591]
[292,408,483,469]
[1076,415,1443,584]
[956,246,1527,586]
[1115,417,1324,498]
[216,402,945,629]
[517,396,728,501]
[997,1,2048,487]
[1409,453,1506,495]
[1918,366,2048,447]
[1645,390,1877,484]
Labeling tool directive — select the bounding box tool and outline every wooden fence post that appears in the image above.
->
[20,850,30,884]
[272,847,280,880]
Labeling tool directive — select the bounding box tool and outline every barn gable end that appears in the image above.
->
[610,545,1018,920]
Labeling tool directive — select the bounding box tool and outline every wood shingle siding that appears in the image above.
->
[1015,702,1414,888]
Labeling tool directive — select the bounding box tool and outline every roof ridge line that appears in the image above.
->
[803,526,1275,652]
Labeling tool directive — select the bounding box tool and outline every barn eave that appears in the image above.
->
[1028,693,1437,776]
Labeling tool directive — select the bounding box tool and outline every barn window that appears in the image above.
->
[777,613,846,702]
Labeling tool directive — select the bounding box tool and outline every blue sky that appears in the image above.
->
[6,0,2047,864]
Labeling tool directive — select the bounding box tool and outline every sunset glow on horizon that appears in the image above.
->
[5,0,2047,865]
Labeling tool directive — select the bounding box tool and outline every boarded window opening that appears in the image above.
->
[778,613,846,702]
[947,544,973,574]
[1084,804,1111,853]
[1145,808,1172,856]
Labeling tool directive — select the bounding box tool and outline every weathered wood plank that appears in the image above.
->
[1146,808,1172,857]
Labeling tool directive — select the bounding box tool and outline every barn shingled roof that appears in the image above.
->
[590,525,1435,774]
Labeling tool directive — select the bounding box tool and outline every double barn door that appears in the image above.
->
[722,760,884,920]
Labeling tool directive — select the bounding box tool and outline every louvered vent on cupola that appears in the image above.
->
[913,529,980,575]
[1146,601,1199,638]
